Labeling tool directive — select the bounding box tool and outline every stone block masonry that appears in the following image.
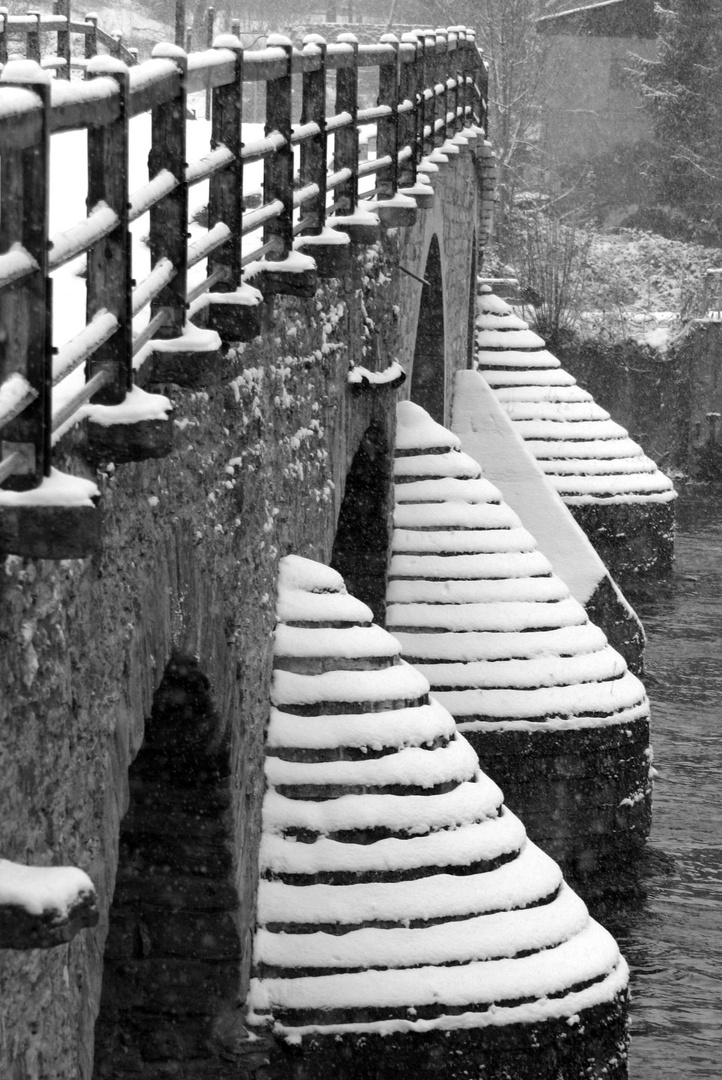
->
[0,142,481,1079]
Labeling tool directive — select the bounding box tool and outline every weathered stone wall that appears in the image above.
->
[0,153,480,1079]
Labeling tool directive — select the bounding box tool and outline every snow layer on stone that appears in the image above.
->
[264,735,477,790]
[476,328,545,350]
[260,808,526,875]
[387,575,566,605]
[387,597,586,633]
[261,777,502,835]
[396,400,460,451]
[271,661,429,706]
[475,312,530,331]
[257,959,628,1036]
[528,438,650,460]
[484,369,577,387]
[477,348,561,369]
[266,699,455,751]
[435,671,646,720]
[250,920,620,1010]
[493,384,593,404]
[0,860,94,916]
[274,623,399,660]
[414,649,626,690]
[276,589,372,626]
[0,467,98,508]
[389,550,552,579]
[393,502,518,530]
[503,401,610,423]
[392,624,608,662]
[257,840,561,926]
[85,385,172,427]
[256,883,589,970]
[541,455,659,475]
[512,417,629,441]
[394,450,484,480]
[476,292,513,316]
[393,476,502,504]
[392,526,537,555]
[547,473,677,498]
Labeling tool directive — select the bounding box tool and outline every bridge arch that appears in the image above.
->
[409,235,446,424]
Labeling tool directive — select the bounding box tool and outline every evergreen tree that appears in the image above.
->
[636,0,722,240]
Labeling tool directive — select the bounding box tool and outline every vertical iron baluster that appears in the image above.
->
[334,32,359,216]
[209,33,244,289]
[0,63,51,489]
[149,43,188,338]
[263,36,294,260]
[300,33,328,235]
[376,33,399,202]
[85,57,131,403]
[54,0,71,79]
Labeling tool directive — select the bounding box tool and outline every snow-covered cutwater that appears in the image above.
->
[386,402,653,888]
[247,555,629,1076]
[474,288,676,507]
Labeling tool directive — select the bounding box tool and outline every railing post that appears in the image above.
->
[208,33,244,289]
[435,28,448,146]
[300,33,328,235]
[376,33,399,201]
[84,13,97,61]
[334,32,359,216]
[452,27,464,135]
[0,8,7,66]
[149,43,188,339]
[423,29,436,155]
[263,36,294,260]
[85,56,131,404]
[54,0,71,79]
[0,62,51,490]
[398,32,417,189]
[205,6,214,121]
[26,10,41,63]
[175,0,185,48]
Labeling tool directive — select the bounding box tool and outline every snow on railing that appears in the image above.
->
[0,21,486,558]
[0,1,138,73]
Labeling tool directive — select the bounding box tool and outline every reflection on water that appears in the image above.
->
[606,486,722,1079]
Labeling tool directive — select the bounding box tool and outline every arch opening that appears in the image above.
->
[410,235,446,423]
[330,421,394,626]
[93,652,242,1080]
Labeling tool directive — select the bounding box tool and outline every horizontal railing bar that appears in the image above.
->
[0,244,39,295]
[292,214,316,236]
[290,120,321,146]
[187,222,232,268]
[241,238,282,268]
[242,130,287,164]
[53,312,119,386]
[241,199,284,235]
[0,450,24,486]
[326,111,353,134]
[358,104,391,124]
[128,60,179,119]
[358,154,393,179]
[49,76,120,134]
[132,257,176,316]
[293,182,320,207]
[132,309,170,355]
[185,264,228,305]
[128,170,178,223]
[0,373,37,429]
[186,145,235,186]
[0,88,43,150]
[49,204,118,272]
[326,166,353,192]
[51,368,111,434]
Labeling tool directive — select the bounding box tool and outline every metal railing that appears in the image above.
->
[0,24,485,497]
[0,1,138,74]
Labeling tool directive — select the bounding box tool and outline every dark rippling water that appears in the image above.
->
[606,486,722,1079]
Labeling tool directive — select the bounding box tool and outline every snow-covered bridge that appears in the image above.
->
[0,20,673,1080]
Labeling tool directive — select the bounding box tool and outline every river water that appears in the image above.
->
[604,485,722,1079]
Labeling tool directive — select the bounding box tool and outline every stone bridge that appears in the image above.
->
[0,20,674,1080]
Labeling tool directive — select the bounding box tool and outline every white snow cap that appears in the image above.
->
[248,554,627,1039]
